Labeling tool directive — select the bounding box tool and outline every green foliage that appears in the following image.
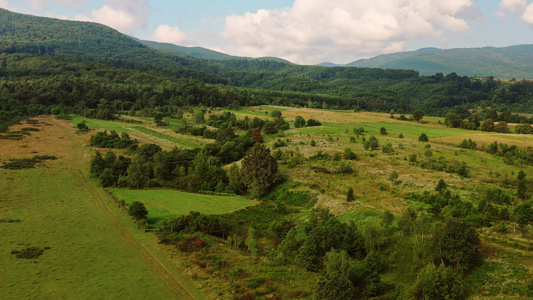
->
[456,162,470,178]
[2,155,57,169]
[344,148,358,160]
[364,135,380,151]
[440,218,480,273]
[382,143,394,154]
[241,143,279,197]
[413,110,424,122]
[306,119,322,127]
[380,127,388,135]
[411,265,465,300]
[245,225,258,256]
[418,133,429,142]
[338,163,355,174]
[128,201,148,221]
[294,116,306,128]
[516,123,533,134]
[481,119,496,132]
[389,170,399,182]
[76,121,89,132]
[315,250,355,300]
[513,202,533,227]
[458,138,477,149]
[90,130,137,149]
[127,155,148,189]
[347,188,355,202]
[435,179,447,193]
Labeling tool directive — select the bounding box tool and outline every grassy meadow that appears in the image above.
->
[107,188,256,226]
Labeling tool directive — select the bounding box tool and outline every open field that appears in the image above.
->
[0,116,204,299]
[108,188,256,226]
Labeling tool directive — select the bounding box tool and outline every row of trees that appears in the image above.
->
[89,140,279,197]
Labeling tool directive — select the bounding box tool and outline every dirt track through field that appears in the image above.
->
[50,117,201,300]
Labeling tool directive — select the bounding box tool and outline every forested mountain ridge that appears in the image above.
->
[347,45,533,79]
[0,8,239,83]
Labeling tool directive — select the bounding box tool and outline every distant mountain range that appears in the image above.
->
[139,40,292,64]
[345,45,533,79]
[141,38,533,79]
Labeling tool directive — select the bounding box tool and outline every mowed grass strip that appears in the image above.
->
[70,115,138,133]
[130,126,204,149]
[108,188,255,225]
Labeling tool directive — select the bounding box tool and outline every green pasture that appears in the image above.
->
[130,126,203,148]
[70,115,132,133]
[0,167,177,299]
[107,188,255,225]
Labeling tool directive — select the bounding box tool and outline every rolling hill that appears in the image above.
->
[347,45,533,79]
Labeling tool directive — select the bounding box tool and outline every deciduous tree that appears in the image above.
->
[241,143,278,197]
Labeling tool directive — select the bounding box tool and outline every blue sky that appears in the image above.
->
[1,0,533,64]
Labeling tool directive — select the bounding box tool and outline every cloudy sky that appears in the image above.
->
[1,0,533,64]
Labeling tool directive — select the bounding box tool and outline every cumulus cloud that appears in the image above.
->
[221,0,479,64]
[149,25,196,46]
[496,0,533,25]
[497,0,527,15]
[75,0,150,33]
[15,0,86,11]
[523,3,533,24]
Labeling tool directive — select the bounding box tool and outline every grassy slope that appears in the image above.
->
[108,188,256,226]
[0,116,204,299]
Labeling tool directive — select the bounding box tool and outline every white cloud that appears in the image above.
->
[523,3,533,24]
[498,0,527,14]
[16,0,86,11]
[149,25,196,46]
[496,0,533,25]
[75,0,149,33]
[221,0,479,64]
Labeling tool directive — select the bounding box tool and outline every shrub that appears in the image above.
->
[306,119,322,127]
[128,201,148,221]
[338,163,354,174]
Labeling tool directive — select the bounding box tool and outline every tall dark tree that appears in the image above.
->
[440,218,480,273]
[127,155,148,189]
[241,143,278,197]
[435,179,447,193]
[90,151,106,177]
[413,110,424,122]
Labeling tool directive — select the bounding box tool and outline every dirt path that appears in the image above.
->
[50,117,203,300]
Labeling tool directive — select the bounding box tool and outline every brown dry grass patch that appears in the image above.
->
[0,116,82,164]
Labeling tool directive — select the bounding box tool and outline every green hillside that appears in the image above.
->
[139,40,237,60]
[347,45,533,79]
